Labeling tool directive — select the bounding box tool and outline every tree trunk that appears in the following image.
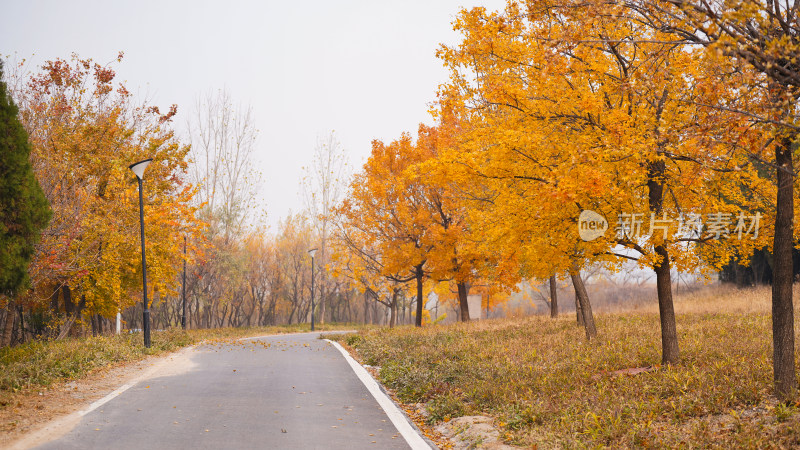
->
[575,293,584,326]
[648,159,680,365]
[63,285,74,316]
[17,305,26,343]
[50,286,60,314]
[570,269,596,340]
[457,282,470,322]
[655,245,679,365]
[363,292,370,325]
[773,137,796,400]
[2,299,14,347]
[319,277,326,327]
[389,290,398,328]
[415,264,424,327]
[549,275,558,318]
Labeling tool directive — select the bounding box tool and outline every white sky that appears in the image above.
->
[1,0,507,230]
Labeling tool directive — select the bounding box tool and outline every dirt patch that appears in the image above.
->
[435,415,518,450]
[1,345,197,449]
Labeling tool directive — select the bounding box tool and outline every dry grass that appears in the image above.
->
[333,285,800,448]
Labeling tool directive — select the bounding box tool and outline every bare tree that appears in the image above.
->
[302,131,349,325]
[185,89,261,328]
[188,88,260,241]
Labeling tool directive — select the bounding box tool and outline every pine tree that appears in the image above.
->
[0,61,51,296]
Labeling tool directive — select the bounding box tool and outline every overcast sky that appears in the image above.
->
[1,0,507,230]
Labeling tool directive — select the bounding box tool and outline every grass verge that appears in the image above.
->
[330,287,800,448]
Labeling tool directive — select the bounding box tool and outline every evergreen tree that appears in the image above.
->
[0,61,51,296]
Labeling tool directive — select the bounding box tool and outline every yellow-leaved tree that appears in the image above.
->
[616,0,800,402]
[435,1,771,358]
[11,54,200,335]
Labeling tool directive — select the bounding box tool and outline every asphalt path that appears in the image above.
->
[35,332,425,449]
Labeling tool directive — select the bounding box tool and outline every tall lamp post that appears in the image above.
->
[129,158,153,348]
[181,234,187,329]
[309,248,317,331]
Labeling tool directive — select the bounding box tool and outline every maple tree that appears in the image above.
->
[8,54,199,336]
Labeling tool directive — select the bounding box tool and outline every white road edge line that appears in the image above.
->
[77,380,137,416]
[77,345,196,417]
[325,339,433,450]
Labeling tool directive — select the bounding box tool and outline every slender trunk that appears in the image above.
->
[320,278,326,326]
[549,275,558,318]
[773,137,796,400]
[17,306,26,343]
[575,293,584,326]
[363,292,370,325]
[63,285,74,316]
[2,299,14,347]
[347,294,353,323]
[648,159,680,365]
[50,286,59,314]
[288,301,296,325]
[457,282,470,322]
[415,264,424,327]
[655,245,679,364]
[570,269,596,340]
[389,290,398,328]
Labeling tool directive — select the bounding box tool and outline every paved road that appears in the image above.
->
[36,332,421,449]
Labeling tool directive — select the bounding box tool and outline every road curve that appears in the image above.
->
[34,332,428,450]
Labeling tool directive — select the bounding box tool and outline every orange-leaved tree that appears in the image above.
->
[10,53,200,334]
[435,1,771,354]
[335,135,432,326]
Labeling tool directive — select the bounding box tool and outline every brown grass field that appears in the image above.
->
[333,284,800,448]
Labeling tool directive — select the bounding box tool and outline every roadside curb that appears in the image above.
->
[325,339,436,450]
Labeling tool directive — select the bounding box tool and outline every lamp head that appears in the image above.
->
[129,158,153,180]
[308,248,317,258]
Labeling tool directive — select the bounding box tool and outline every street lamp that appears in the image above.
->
[129,158,153,348]
[181,234,187,329]
[309,248,317,331]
